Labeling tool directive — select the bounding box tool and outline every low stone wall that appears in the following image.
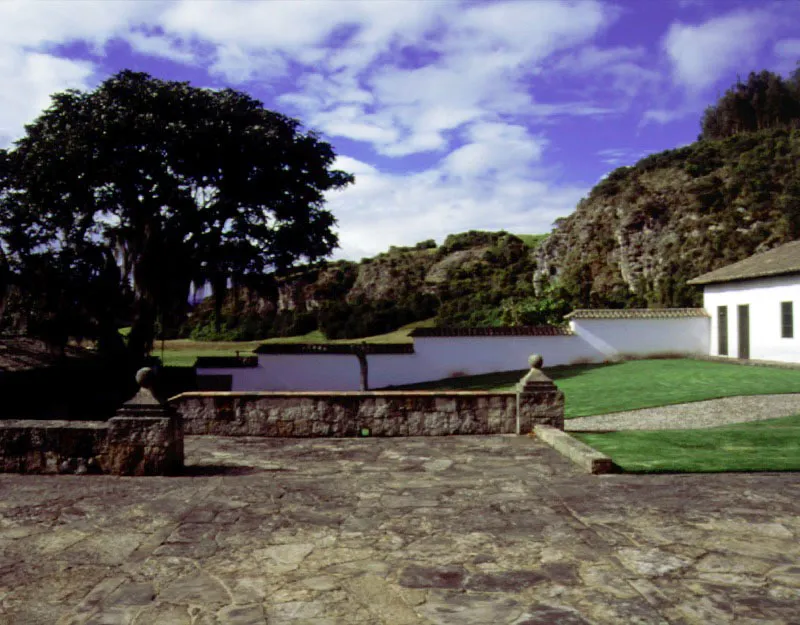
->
[170,389,565,437]
[0,368,185,476]
[0,416,184,475]
[0,420,109,474]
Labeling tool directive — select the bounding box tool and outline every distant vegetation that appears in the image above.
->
[700,68,800,140]
[182,230,558,341]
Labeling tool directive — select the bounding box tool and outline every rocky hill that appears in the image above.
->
[188,69,800,340]
[185,231,543,340]
[535,127,800,308]
[187,127,800,341]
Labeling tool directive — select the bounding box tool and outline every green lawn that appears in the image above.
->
[516,233,548,249]
[389,359,800,418]
[151,318,436,367]
[572,414,800,473]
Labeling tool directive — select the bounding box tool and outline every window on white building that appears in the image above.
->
[781,302,793,339]
[718,306,728,355]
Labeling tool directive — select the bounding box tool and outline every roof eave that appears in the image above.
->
[688,268,800,286]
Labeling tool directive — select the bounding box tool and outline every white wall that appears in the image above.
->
[704,275,800,363]
[569,317,710,360]
[369,335,590,389]
[200,354,360,391]
[198,316,712,390]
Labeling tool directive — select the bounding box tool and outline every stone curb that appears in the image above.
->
[533,425,614,474]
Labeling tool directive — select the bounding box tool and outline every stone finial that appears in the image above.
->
[518,354,555,392]
[528,354,544,370]
[135,367,155,389]
[121,367,164,409]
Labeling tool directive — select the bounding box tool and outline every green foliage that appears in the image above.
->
[500,285,571,327]
[0,70,352,360]
[546,124,800,310]
[516,234,548,249]
[318,294,438,340]
[700,69,800,141]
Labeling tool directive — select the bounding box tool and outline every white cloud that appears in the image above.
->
[597,148,650,167]
[640,107,691,126]
[552,45,660,98]
[0,49,95,146]
[279,0,614,156]
[663,10,774,91]
[442,123,546,180]
[0,0,155,145]
[0,0,153,50]
[125,31,199,65]
[326,120,585,259]
[328,158,586,260]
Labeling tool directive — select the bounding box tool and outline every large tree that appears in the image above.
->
[0,70,353,361]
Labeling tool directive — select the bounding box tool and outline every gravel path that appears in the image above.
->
[565,393,800,431]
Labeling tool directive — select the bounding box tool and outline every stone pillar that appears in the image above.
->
[515,354,564,434]
[106,368,184,476]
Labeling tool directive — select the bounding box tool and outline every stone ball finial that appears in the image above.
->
[135,367,155,389]
[528,354,543,370]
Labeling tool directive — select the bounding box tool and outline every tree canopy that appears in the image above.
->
[700,66,800,140]
[0,70,353,360]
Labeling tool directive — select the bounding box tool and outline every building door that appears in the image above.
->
[737,304,750,359]
[717,306,728,356]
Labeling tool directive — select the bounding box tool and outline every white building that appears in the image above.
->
[688,240,800,363]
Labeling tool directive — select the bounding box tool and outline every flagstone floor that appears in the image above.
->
[1,435,799,624]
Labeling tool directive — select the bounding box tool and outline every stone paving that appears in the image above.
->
[1,435,799,625]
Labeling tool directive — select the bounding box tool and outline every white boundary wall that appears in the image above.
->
[198,316,710,391]
[704,275,800,363]
[569,317,710,361]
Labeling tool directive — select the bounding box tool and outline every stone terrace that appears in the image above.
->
[1,435,799,624]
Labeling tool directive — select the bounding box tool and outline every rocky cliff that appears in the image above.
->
[536,127,800,308]
[187,127,800,339]
[185,232,539,339]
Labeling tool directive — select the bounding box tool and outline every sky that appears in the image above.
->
[1,0,799,262]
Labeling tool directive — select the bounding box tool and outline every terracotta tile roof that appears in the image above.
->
[410,326,572,337]
[254,343,415,355]
[565,308,709,320]
[688,240,800,286]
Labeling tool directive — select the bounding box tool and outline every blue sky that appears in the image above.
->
[1,0,799,261]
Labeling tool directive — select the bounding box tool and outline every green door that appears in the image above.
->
[737,304,750,359]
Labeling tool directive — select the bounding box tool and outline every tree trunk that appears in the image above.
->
[126,298,157,366]
[213,274,227,333]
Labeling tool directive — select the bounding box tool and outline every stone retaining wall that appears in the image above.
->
[0,420,109,474]
[170,390,565,437]
[0,414,183,476]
